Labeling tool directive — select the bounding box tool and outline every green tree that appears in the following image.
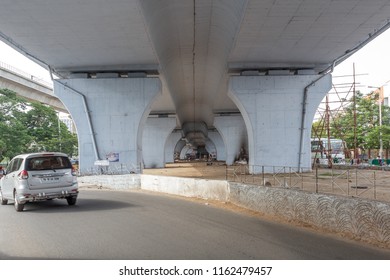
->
[0,89,31,161]
[365,126,390,151]
[0,88,78,162]
[22,101,78,156]
[311,119,326,138]
[330,90,390,153]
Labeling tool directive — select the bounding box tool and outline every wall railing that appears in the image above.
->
[0,60,53,89]
[226,164,389,202]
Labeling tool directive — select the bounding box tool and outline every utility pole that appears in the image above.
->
[379,86,383,160]
[58,112,62,152]
[353,63,358,162]
[368,85,387,160]
[325,94,332,168]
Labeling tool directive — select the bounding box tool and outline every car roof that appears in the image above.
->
[13,152,69,159]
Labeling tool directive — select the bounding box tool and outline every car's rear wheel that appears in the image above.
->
[14,191,24,212]
[0,190,8,205]
[66,196,77,206]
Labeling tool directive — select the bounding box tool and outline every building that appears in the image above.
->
[59,114,76,134]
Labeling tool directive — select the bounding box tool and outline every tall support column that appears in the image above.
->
[228,75,331,171]
[142,117,177,168]
[205,138,217,158]
[54,78,161,173]
[208,131,226,161]
[214,115,248,165]
[165,131,182,163]
[179,144,191,160]
[175,139,188,160]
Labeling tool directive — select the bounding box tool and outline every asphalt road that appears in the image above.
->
[1,189,389,260]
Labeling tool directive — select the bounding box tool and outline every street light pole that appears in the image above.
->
[379,86,383,159]
[368,85,387,160]
[57,112,62,152]
[353,64,357,161]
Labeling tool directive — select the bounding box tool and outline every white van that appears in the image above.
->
[0,152,78,211]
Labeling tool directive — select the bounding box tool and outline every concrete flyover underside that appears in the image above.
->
[1,1,390,171]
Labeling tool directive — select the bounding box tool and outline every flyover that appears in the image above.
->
[0,61,66,113]
[1,0,390,173]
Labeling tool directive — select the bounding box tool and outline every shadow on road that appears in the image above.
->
[20,197,135,213]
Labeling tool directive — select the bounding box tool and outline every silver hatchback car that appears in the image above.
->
[0,152,78,211]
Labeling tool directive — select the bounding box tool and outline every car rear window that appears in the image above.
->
[26,156,72,171]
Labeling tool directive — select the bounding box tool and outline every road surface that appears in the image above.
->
[0,189,389,259]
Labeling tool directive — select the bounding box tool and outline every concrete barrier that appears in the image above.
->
[141,174,229,201]
[79,174,141,190]
[79,174,390,247]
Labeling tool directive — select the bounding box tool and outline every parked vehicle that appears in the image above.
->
[0,152,78,211]
[311,138,347,164]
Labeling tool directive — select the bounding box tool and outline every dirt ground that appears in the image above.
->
[144,161,228,180]
[144,161,390,203]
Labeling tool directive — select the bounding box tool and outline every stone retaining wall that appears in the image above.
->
[229,182,390,247]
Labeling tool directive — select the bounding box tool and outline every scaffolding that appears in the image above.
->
[312,64,368,167]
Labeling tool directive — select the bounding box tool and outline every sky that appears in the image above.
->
[1,27,390,94]
[0,41,52,83]
[331,28,390,92]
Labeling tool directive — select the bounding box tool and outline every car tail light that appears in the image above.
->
[71,166,77,176]
[19,170,29,179]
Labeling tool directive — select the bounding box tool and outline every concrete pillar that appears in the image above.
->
[208,131,226,161]
[180,145,193,160]
[174,139,187,159]
[228,74,331,171]
[143,117,177,168]
[205,138,217,158]
[54,78,161,173]
[165,131,182,163]
[214,115,248,165]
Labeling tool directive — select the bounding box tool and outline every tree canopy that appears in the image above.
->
[312,90,390,155]
[0,88,78,162]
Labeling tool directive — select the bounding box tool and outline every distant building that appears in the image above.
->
[383,85,389,106]
[59,114,76,134]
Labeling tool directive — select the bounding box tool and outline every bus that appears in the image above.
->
[311,138,346,163]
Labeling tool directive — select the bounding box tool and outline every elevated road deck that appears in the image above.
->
[0,61,66,112]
